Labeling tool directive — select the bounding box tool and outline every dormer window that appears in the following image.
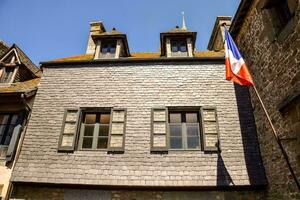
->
[101,40,117,55]
[160,26,196,58]
[0,67,15,83]
[171,39,187,53]
[91,26,130,59]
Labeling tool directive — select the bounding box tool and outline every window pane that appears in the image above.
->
[170,125,182,136]
[171,45,178,52]
[0,125,6,135]
[187,125,199,136]
[84,114,96,124]
[180,45,187,52]
[84,125,94,136]
[111,123,124,135]
[187,137,200,149]
[186,113,198,123]
[3,135,11,145]
[110,47,116,53]
[153,122,166,134]
[82,138,93,149]
[97,138,108,149]
[100,114,110,124]
[99,125,109,136]
[170,137,182,149]
[169,113,181,123]
[153,135,166,147]
[102,47,108,54]
[0,115,9,124]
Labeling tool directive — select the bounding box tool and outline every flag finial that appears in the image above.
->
[181,11,187,30]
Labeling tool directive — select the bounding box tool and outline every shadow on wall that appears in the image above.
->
[217,153,234,186]
[233,83,267,186]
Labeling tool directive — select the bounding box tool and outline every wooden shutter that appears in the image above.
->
[6,124,22,161]
[201,107,220,152]
[108,108,126,152]
[58,109,80,152]
[151,107,168,152]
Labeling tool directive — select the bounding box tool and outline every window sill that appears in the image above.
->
[168,149,201,151]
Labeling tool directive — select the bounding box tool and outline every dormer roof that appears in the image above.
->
[0,44,41,78]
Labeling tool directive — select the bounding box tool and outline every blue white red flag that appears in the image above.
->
[224,28,254,86]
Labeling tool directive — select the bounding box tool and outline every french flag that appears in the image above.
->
[224,28,254,86]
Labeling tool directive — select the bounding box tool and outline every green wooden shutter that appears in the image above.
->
[108,108,126,152]
[58,108,80,152]
[151,107,168,152]
[200,107,220,152]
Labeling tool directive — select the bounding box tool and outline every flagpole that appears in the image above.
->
[252,84,300,190]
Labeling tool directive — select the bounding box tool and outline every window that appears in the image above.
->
[171,39,187,53]
[100,40,117,58]
[79,112,110,150]
[169,112,200,150]
[0,67,15,83]
[58,108,126,152]
[0,114,19,146]
[151,107,220,152]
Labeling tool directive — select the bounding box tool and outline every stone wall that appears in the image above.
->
[233,0,300,199]
[11,185,266,200]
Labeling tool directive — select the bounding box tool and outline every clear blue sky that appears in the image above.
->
[0,0,240,64]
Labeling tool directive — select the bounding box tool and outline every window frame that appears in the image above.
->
[76,107,112,151]
[168,109,202,151]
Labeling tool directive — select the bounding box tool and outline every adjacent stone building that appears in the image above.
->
[226,0,299,199]
[0,43,41,199]
[9,18,267,199]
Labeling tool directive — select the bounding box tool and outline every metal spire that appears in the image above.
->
[181,11,187,30]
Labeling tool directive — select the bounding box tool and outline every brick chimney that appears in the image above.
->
[207,16,231,51]
[86,21,106,54]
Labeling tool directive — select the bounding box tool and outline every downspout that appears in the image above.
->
[5,93,32,200]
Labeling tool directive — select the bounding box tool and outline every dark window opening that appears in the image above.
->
[101,41,117,54]
[0,67,15,83]
[171,39,187,53]
[0,114,19,145]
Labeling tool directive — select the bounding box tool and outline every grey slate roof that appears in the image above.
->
[12,62,266,188]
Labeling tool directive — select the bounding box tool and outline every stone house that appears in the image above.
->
[0,42,41,199]
[221,0,300,199]
[8,16,269,199]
